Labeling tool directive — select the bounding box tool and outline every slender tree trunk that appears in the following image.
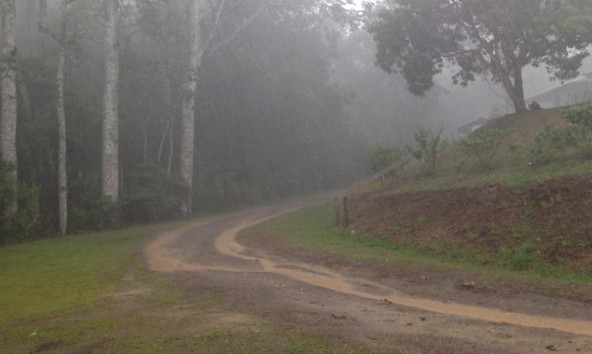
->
[17,81,32,123]
[164,45,173,175]
[167,116,173,175]
[180,0,201,216]
[56,0,68,235]
[141,121,147,165]
[38,0,48,28]
[157,119,171,165]
[176,0,265,215]
[102,0,120,203]
[0,0,18,216]
[38,0,48,53]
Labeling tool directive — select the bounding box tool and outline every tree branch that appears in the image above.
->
[206,3,267,57]
[199,0,228,57]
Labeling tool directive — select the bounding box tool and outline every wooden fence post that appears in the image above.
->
[343,196,349,228]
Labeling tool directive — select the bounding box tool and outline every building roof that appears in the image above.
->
[458,117,488,134]
[527,73,592,108]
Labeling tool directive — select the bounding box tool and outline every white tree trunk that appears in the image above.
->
[177,0,264,216]
[180,0,201,216]
[102,0,120,203]
[0,0,18,216]
[56,0,68,235]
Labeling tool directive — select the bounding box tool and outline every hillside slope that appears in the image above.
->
[348,106,592,274]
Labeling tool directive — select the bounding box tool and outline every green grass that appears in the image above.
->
[0,222,186,324]
[334,109,592,286]
[243,205,592,287]
[357,107,592,195]
[244,205,463,267]
[0,219,385,353]
[393,156,592,193]
[0,221,189,352]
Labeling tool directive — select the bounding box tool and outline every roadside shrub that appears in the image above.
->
[63,173,117,232]
[0,164,15,214]
[68,206,88,233]
[0,179,41,244]
[91,197,121,230]
[458,128,511,170]
[364,145,403,173]
[559,102,592,159]
[562,102,592,127]
[408,128,446,175]
[529,125,578,165]
[121,165,188,225]
[575,131,592,158]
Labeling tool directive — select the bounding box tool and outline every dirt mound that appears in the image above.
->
[348,174,592,272]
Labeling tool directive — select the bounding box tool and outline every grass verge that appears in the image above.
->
[241,205,592,300]
[394,159,592,193]
[0,222,190,324]
[0,219,381,353]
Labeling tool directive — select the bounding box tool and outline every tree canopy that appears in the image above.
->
[369,0,592,113]
[0,0,367,241]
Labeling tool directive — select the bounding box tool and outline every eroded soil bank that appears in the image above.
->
[347,174,592,275]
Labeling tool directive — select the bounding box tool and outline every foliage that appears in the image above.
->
[562,101,592,128]
[368,0,592,112]
[500,242,541,271]
[364,145,403,173]
[332,31,443,149]
[560,102,592,158]
[574,131,592,159]
[0,162,41,244]
[524,102,592,164]
[0,162,16,213]
[121,165,188,224]
[0,0,367,239]
[190,8,362,212]
[15,58,59,230]
[458,129,511,170]
[529,125,579,164]
[91,197,121,231]
[408,128,446,175]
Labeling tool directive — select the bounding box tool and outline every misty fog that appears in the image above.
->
[1,0,591,238]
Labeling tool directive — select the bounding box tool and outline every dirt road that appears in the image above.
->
[145,196,592,353]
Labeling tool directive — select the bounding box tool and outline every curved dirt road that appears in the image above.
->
[145,196,592,353]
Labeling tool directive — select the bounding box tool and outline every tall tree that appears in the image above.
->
[179,0,201,216]
[0,0,17,215]
[179,0,266,215]
[102,0,120,203]
[369,0,592,113]
[56,0,69,235]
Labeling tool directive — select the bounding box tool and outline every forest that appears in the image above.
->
[0,0,366,240]
[1,0,591,242]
